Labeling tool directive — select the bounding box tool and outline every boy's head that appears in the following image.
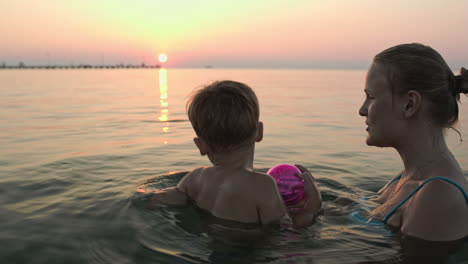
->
[187,80,262,154]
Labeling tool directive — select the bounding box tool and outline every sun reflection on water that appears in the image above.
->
[158,68,170,133]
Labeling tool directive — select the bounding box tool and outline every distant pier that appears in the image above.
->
[0,64,162,70]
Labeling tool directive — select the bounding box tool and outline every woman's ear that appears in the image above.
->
[403,90,422,118]
[256,122,264,142]
[193,137,209,156]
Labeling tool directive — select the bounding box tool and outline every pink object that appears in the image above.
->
[267,164,305,207]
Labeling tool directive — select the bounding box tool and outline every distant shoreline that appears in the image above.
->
[0,64,161,70]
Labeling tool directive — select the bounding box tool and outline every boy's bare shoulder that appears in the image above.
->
[249,171,279,194]
[251,171,275,182]
[176,167,208,193]
[188,166,209,178]
[190,166,207,175]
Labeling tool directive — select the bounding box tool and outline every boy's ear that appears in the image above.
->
[255,122,263,142]
[193,137,209,156]
[403,90,422,118]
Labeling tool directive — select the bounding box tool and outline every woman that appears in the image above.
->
[359,43,468,241]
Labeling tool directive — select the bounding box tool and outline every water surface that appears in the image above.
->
[1,69,467,263]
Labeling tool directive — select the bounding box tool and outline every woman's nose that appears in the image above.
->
[359,103,367,116]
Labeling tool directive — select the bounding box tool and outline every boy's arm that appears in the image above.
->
[258,169,322,228]
[257,175,290,225]
[147,187,188,208]
[147,168,201,208]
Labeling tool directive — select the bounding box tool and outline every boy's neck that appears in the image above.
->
[209,146,255,169]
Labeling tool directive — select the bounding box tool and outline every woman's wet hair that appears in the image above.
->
[374,43,467,129]
[186,80,260,153]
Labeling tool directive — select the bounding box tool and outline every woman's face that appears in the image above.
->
[359,63,404,147]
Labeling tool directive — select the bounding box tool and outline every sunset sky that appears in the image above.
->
[1,0,467,68]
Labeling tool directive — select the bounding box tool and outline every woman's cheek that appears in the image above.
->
[368,101,375,119]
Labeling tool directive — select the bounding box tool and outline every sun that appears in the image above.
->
[158,54,168,63]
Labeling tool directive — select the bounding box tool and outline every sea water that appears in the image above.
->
[1,68,467,263]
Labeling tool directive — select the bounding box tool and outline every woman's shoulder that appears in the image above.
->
[402,175,468,241]
[416,175,467,203]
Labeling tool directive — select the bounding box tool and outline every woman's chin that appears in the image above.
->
[366,135,378,147]
[366,136,391,148]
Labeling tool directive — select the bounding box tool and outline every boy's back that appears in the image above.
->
[178,166,288,224]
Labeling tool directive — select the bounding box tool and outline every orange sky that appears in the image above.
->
[1,0,467,68]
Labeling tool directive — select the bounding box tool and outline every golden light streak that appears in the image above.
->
[158,68,170,134]
[159,115,168,122]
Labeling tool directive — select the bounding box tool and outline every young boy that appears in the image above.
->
[148,80,321,227]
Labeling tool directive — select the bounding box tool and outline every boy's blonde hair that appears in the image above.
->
[187,80,259,153]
